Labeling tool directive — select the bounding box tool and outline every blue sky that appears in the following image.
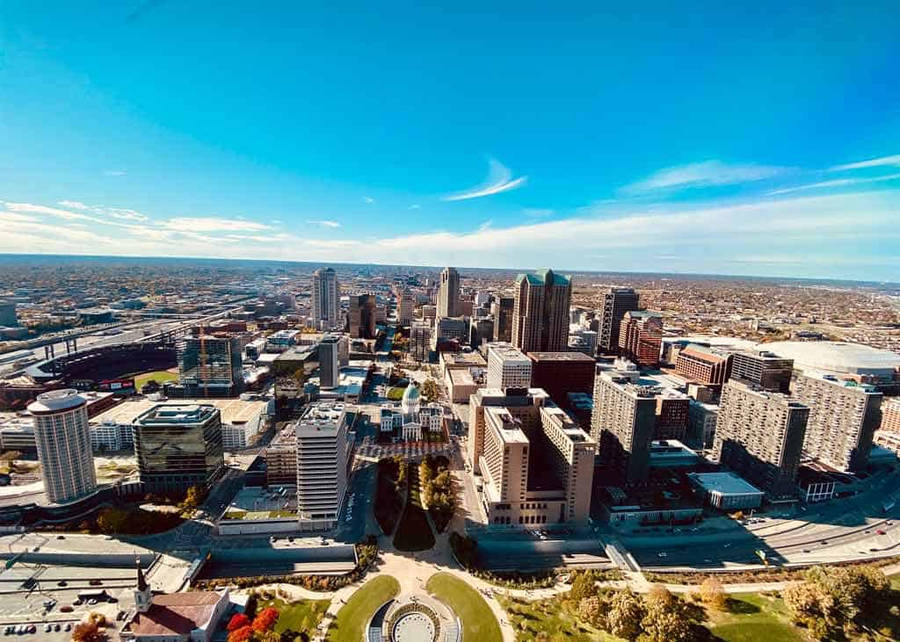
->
[1,1,899,280]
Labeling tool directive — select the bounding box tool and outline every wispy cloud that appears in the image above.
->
[623,160,786,194]
[408,204,420,210]
[768,173,900,195]
[523,208,554,219]
[830,154,900,171]
[306,219,342,228]
[102,169,127,177]
[160,217,271,232]
[362,196,375,204]
[442,158,527,201]
[477,220,493,232]
[3,201,95,222]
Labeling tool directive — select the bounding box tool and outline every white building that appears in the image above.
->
[378,385,443,442]
[27,389,97,504]
[295,402,350,531]
[486,343,532,389]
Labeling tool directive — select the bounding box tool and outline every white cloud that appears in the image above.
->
[305,219,342,228]
[362,196,375,204]
[830,154,900,171]
[768,172,900,195]
[623,160,786,193]
[442,158,527,201]
[58,200,90,210]
[408,204,420,210]
[103,169,127,176]
[160,217,271,232]
[3,201,94,222]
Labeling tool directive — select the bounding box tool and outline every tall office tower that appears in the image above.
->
[312,268,340,330]
[410,321,433,362]
[469,316,494,349]
[28,389,96,503]
[437,267,460,319]
[512,269,572,353]
[675,344,732,385]
[178,335,244,397]
[397,290,414,325]
[729,351,794,393]
[486,343,532,389]
[433,316,468,349]
[713,380,809,498]
[654,391,690,441]
[491,296,515,343]
[468,387,549,470]
[0,301,17,327]
[791,373,882,472]
[134,404,224,494]
[295,402,350,531]
[348,294,376,338]
[591,371,658,484]
[596,287,640,353]
[528,352,595,409]
[882,397,900,433]
[318,335,340,389]
[618,311,663,369]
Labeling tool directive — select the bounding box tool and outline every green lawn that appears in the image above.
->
[258,597,329,637]
[329,575,400,642]
[392,464,435,551]
[706,593,804,642]
[427,572,502,642]
[386,385,406,401]
[499,594,618,641]
[133,369,178,389]
[890,572,900,591]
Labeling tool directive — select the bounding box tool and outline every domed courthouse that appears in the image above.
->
[379,384,444,442]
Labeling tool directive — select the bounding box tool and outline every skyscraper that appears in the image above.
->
[397,289,414,325]
[178,335,244,397]
[295,402,350,531]
[318,335,340,389]
[28,389,97,503]
[437,267,460,319]
[312,268,340,330]
[791,373,882,472]
[486,343,532,389]
[713,380,809,498]
[491,296,514,343]
[348,294,376,338]
[618,311,663,369]
[511,269,572,353]
[596,287,640,353]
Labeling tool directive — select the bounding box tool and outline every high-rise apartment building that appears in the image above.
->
[134,404,225,494]
[729,351,794,393]
[618,311,663,369]
[437,267,460,319]
[467,387,549,470]
[791,373,882,472]
[675,344,732,386]
[655,390,690,441]
[312,267,340,330]
[596,288,640,353]
[511,269,572,353]
[528,351,595,409]
[295,402,350,531]
[397,290,414,325]
[591,370,657,484]
[882,397,900,433]
[713,380,809,498]
[178,335,244,397]
[491,296,514,343]
[348,294,376,338]
[486,343,532,390]
[28,389,97,504]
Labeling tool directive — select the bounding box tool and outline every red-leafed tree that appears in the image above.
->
[226,625,252,642]
[227,613,251,632]
[251,606,280,632]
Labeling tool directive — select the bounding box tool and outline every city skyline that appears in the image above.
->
[2,3,899,280]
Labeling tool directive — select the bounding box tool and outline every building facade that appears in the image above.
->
[28,389,97,504]
[791,373,882,472]
[348,294,377,339]
[618,311,663,369]
[410,321,432,362]
[295,402,350,531]
[729,351,794,393]
[675,344,732,386]
[591,371,657,484]
[713,380,809,498]
[312,267,340,330]
[528,351,596,409]
[511,269,572,353]
[595,287,640,353]
[491,296,515,343]
[178,335,243,397]
[467,387,549,470]
[437,267,460,319]
[486,343,532,390]
[134,404,225,494]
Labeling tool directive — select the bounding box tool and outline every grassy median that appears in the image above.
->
[328,575,400,642]
[426,572,502,642]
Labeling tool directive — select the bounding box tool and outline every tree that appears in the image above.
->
[606,589,644,641]
[699,577,727,611]
[577,595,604,628]
[227,613,251,632]
[640,586,695,642]
[252,606,280,632]
[568,570,598,602]
[421,378,440,402]
[182,484,205,509]
[71,620,106,642]
[227,625,252,642]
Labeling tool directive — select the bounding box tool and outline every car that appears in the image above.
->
[89,579,102,586]
[65,623,72,632]
[54,624,60,632]
[88,599,97,605]
[60,606,73,613]
[56,535,65,540]
[870,547,878,552]
[802,548,811,553]
[821,540,828,545]
[3,625,11,634]
[27,625,35,634]
[44,624,52,633]
[876,529,886,535]
[57,581,67,587]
